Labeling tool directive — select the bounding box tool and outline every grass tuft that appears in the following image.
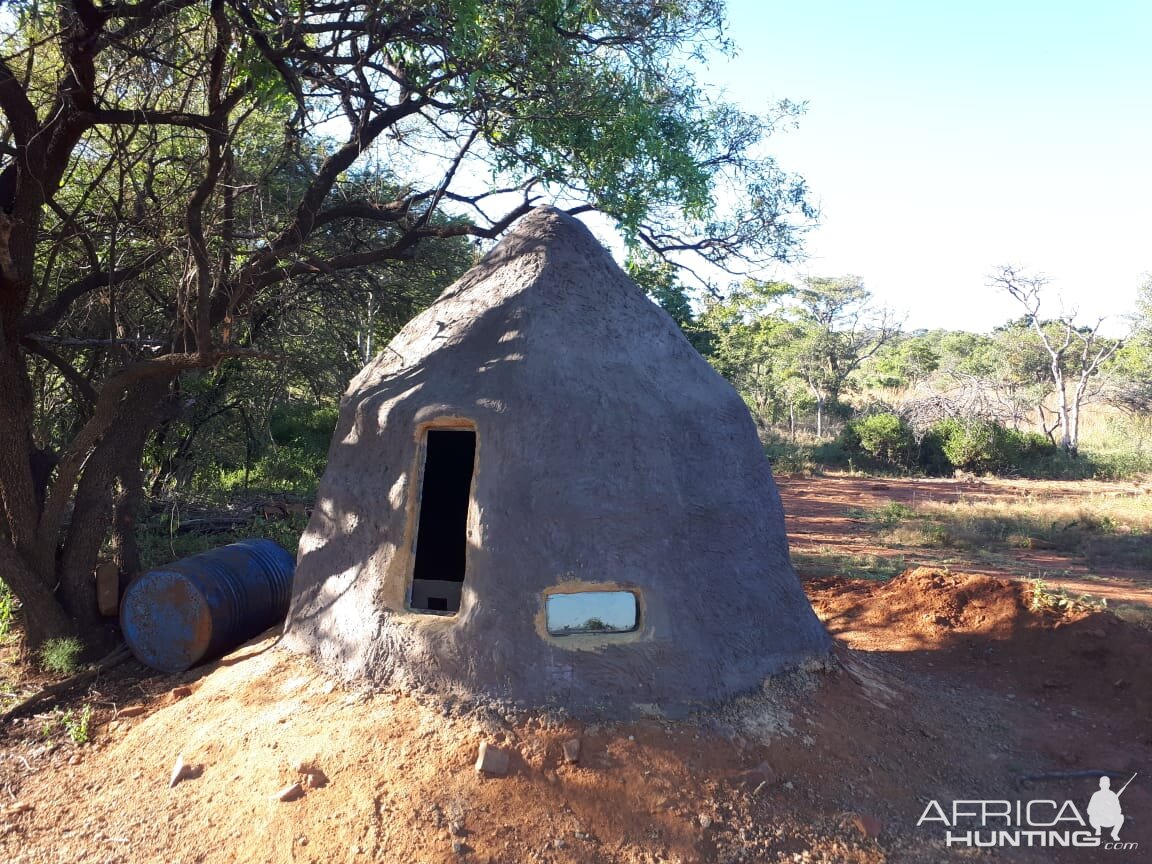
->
[39,637,83,675]
[0,581,16,642]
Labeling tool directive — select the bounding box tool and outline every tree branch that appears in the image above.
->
[20,337,99,404]
[0,56,40,150]
[19,247,171,335]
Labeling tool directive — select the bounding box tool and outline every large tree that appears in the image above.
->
[0,0,815,649]
[697,279,807,429]
[789,276,899,437]
[991,266,1124,455]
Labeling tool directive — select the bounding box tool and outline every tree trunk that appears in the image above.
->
[1,331,184,650]
[815,397,825,438]
[1036,405,1054,445]
[111,461,145,590]
[57,376,172,649]
[0,543,77,647]
[1068,386,1083,458]
[1052,366,1072,453]
[0,341,79,644]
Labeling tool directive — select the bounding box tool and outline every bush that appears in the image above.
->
[192,401,338,495]
[796,409,1146,480]
[913,427,952,476]
[216,447,327,495]
[851,413,916,468]
[268,403,339,453]
[40,637,83,675]
[831,413,918,472]
[763,435,819,474]
[929,417,1020,473]
[0,580,16,642]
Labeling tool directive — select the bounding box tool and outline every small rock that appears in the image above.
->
[698,814,713,829]
[68,754,81,766]
[448,820,465,837]
[170,685,192,700]
[451,839,465,854]
[554,838,567,849]
[169,754,188,788]
[117,705,147,719]
[275,782,304,802]
[851,813,883,840]
[474,741,510,776]
[302,768,329,789]
[562,738,582,764]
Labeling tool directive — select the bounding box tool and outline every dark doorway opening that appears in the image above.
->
[410,429,476,613]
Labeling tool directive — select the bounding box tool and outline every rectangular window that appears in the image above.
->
[546,591,639,636]
[409,429,476,614]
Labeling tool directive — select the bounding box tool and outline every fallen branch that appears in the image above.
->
[175,516,251,534]
[0,645,132,725]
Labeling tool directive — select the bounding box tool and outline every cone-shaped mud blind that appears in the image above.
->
[284,206,831,716]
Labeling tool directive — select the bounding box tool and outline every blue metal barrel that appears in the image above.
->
[120,539,295,673]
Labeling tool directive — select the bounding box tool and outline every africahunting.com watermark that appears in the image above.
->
[917,773,1138,851]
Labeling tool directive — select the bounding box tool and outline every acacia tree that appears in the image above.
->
[696,280,806,428]
[992,266,1124,455]
[697,277,898,437]
[0,0,815,649]
[790,276,900,437]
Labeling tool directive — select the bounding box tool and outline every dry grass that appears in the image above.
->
[851,487,1152,574]
[790,547,906,580]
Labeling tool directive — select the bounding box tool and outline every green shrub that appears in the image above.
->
[268,403,339,454]
[39,637,83,675]
[62,704,93,745]
[764,436,818,473]
[1016,431,1058,458]
[809,437,852,470]
[851,413,916,468]
[1007,431,1065,476]
[0,581,16,641]
[929,417,1019,473]
[215,446,327,494]
[914,427,952,476]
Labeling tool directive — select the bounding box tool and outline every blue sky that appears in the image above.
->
[703,0,1152,334]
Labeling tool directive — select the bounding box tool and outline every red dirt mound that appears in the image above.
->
[808,566,1152,748]
[808,567,1038,651]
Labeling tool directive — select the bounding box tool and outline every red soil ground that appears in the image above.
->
[0,477,1148,863]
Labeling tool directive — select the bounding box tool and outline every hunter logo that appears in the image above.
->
[917,773,1139,851]
[1087,775,1129,841]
